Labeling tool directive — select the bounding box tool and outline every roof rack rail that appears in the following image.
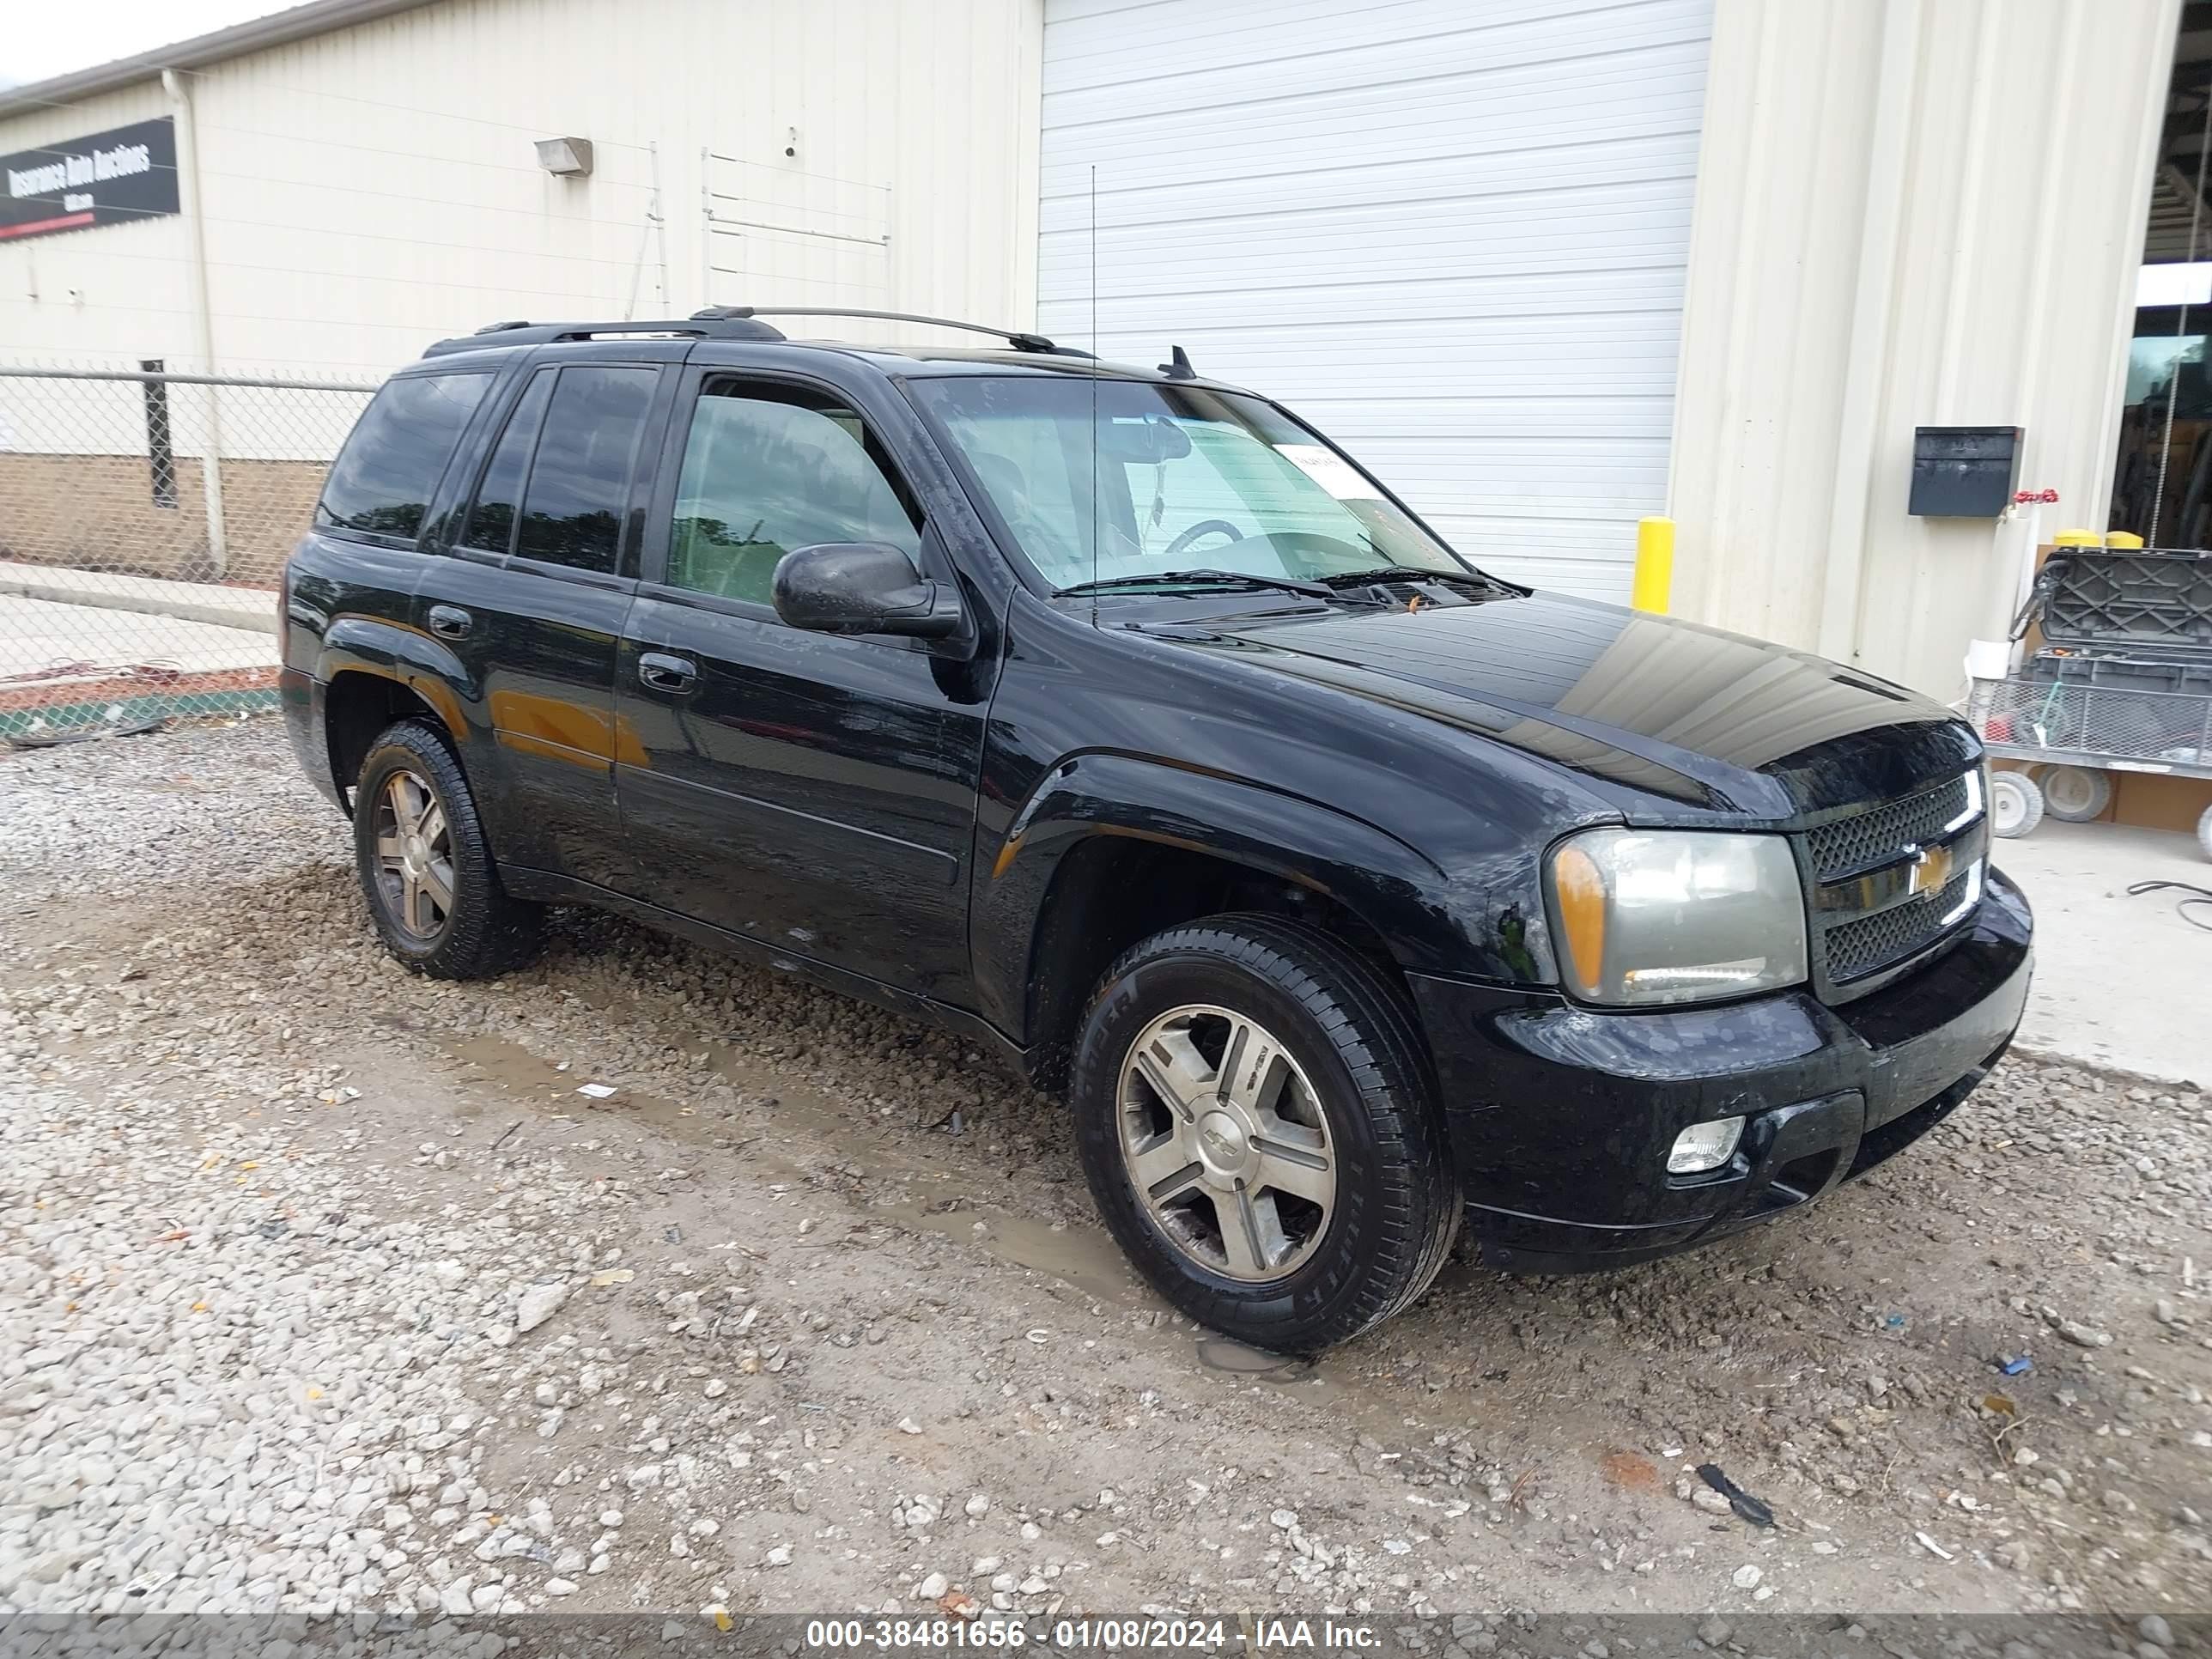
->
[695,306,1094,359]
[421,314,788,358]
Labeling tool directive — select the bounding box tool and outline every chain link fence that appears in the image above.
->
[0,363,380,739]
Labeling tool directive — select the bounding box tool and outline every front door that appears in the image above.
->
[415,352,672,890]
[613,368,991,1002]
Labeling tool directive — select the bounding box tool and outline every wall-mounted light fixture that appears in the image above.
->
[534,137,594,177]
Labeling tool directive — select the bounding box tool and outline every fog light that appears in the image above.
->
[1668,1116,1744,1175]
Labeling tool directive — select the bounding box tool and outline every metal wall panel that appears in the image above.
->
[1037,0,1715,600]
[1668,0,2180,697]
[0,82,196,370]
[0,0,1042,378]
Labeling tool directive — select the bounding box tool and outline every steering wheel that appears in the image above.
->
[1160,519,1244,562]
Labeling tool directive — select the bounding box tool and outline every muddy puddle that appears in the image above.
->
[435,1030,1149,1310]
[423,1029,1440,1421]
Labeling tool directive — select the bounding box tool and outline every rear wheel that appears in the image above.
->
[353,720,543,978]
[2040,764,2112,823]
[1990,769,2045,839]
[1070,915,1460,1353]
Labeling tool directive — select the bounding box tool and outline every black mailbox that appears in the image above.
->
[1909,426,2022,517]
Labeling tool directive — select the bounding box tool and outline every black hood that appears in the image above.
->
[1159,590,1978,822]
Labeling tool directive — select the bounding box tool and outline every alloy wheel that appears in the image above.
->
[371,768,455,939]
[1116,1003,1335,1282]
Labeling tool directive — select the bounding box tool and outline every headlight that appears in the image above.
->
[1545,829,1808,1006]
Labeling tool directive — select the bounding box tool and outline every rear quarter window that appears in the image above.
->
[318,372,491,542]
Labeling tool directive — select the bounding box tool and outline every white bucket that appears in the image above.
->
[1963,638,2012,682]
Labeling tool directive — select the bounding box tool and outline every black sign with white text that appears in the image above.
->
[1,116,179,242]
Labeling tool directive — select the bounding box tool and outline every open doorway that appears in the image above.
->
[2110,2,2212,544]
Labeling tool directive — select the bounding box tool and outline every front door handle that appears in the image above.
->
[426,605,472,640]
[637,652,698,693]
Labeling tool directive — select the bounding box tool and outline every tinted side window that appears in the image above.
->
[667,386,919,606]
[460,368,555,555]
[514,366,657,574]
[318,373,489,541]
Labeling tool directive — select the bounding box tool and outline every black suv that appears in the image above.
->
[282,307,2033,1352]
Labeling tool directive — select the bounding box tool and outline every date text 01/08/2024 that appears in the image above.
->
[799,1619,1381,1651]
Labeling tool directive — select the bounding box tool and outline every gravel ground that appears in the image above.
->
[1,717,2209,1635]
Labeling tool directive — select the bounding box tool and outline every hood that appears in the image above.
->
[1160,590,1978,821]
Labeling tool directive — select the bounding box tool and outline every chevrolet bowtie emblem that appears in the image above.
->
[1906,842,1953,899]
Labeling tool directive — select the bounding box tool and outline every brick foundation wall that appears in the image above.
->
[0,453,326,586]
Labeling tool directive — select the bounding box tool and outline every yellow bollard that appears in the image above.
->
[2105,531,2145,548]
[1632,517,1674,614]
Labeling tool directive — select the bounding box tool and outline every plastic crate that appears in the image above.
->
[2039,546,2212,654]
[2022,648,2212,696]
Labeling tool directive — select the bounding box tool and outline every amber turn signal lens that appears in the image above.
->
[1551,842,1607,996]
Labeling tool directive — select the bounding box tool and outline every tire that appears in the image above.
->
[2040,764,2112,823]
[1990,770,2045,839]
[1070,914,1461,1353]
[352,720,543,978]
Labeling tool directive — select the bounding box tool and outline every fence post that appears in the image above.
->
[165,68,228,578]
[199,391,229,580]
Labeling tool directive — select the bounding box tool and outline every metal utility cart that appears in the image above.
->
[1965,545,2212,861]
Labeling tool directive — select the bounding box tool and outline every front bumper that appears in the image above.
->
[1409,867,2033,1272]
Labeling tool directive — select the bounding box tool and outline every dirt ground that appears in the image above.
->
[1,718,2209,1635]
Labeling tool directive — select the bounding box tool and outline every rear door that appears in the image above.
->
[611,365,992,1002]
[414,346,678,889]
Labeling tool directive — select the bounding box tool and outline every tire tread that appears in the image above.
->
[1074,913,1460,1351]
[354,720,544,980]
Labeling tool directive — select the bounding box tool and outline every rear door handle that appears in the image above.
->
[638,652,698,693]
[427,605,472,640]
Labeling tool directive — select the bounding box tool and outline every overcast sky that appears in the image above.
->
[3,0,290,88]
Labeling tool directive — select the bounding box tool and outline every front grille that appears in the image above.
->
[1822,866,1975,981]
[1805,772,1974,878]
[1800,768,1985,994]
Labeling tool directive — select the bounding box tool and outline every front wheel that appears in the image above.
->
[1070,915,1460,1352]
[353,720,544,978]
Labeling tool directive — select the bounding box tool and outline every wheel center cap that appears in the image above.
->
[1193,1109,1253,1185]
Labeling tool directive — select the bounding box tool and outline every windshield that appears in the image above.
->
[908,376,1474,591]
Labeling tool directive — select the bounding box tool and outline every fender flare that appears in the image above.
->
[317,617,474,747]
[970,750,1509,1048]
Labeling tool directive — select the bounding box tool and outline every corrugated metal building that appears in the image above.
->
[0,0,1040,374]
[0,0,2187,704]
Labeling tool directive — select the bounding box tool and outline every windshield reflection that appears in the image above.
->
[910,376,1480,592]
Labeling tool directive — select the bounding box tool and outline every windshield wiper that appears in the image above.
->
[1316,563,1514,593]
[1058,568,1334,599]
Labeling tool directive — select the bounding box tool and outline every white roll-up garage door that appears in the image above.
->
[1036,0,1713,601]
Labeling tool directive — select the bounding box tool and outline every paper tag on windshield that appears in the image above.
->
[1274,443,1375,501]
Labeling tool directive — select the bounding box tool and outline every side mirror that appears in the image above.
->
[771,542,966,641]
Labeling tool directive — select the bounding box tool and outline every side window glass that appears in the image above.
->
[666,385,920,606]
[514,365,657,574]
[460,368,555,555]
[317,372,489,542]
[936,394,1086,580]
